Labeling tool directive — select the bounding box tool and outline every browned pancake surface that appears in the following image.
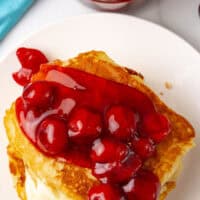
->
[4,51,194,200]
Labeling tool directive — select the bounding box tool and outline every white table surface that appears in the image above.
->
[0,0,200,60]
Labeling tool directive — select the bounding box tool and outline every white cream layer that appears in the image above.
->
[25,170,73,200]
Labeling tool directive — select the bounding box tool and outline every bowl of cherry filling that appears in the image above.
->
[85,0,145,10]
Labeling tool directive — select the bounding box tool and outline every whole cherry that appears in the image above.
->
[123,170,161,200]
[68,107,102,143]
[140,113,170,143]
[105,105,136,141]
[22,81,55,109]
[16,47,48,72]
[92,152,142,183]
[13,47,48,86]
[88,183,125,200]
[90,138,129,163]
[13,68,32,86]
[131,137,155,160]
[36,116,68,155]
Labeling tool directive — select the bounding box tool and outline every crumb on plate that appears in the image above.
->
[165,82,173,90]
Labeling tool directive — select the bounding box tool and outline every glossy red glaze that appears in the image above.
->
[68,107,102,143]
[22,81,55,109]
[13,47,48,86]
[16,47,48,71]
[16,66,156,147]
[36,116,68,155]
[123,170,161,200]
[105,105,136,140]
[90,138,129,163]
[88,183,125,200]
[92,152,142,183]
[140,113,170,143]
[13,68,32,86]
[131,137,155,159]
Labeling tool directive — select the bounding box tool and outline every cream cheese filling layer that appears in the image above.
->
[25,170,73,200]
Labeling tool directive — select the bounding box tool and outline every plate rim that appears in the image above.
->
[1,12,200,200]
[0,13,199,64]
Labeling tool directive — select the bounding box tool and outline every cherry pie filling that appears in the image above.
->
[13,48,171,200]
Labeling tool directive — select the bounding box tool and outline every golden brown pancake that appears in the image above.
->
[4,51,195,200]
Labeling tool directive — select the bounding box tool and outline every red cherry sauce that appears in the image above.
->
[13,47,48,86]
[14,48,170,200]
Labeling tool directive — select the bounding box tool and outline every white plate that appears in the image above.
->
[0,13,200,200]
